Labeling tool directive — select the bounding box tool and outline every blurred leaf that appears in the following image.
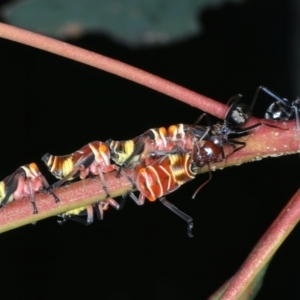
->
[3,0,243,47]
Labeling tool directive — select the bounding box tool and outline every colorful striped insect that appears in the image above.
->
[121,126,225,236]
[57,198,120,225]
[0,163,59,214]
[135,152,197,237]
[106,124,209,176]
[122,93,286,235]
[107,92,275,177]
[42,141,134,224]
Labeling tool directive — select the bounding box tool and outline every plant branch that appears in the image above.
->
[0,22,226,119]
[213,188,300,300]
[0,169,136,233]
[0,119,297,234]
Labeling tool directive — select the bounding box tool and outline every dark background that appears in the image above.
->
[0,1,299,299]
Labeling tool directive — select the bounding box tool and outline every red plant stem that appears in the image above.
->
[0,22,227,119]
[0,119,297,233]
[199,119,298,173]
[0,169,136,233]
[218,188,300,300]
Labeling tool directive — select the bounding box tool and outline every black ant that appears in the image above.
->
[196,93,280,158]
[250,85,300,136]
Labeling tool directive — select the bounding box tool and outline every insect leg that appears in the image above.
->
[159,197,194,238]
[250,85,289,113]
[58,214,92,226]
[40,175,60,203]
[117,190,140,209]
[92,202,104,220]
[28,180,38,214]
[118,167,136,188]
[97,166,110,198]
[58,205,94,225]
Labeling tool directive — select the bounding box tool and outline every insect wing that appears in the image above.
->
[0,168,24,207]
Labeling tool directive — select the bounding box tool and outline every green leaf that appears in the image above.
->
[3,0,243,47]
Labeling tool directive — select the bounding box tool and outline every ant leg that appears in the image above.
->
[192,165,212,199]
[252,86,286,111]
[226,94,243,107]
[235,120,287,135]
[193,113,216,136]
[193,112,207,125]
[294,108,300,137]
[226,139,246,156]
[251,86,265,113]
[159,197,194,238]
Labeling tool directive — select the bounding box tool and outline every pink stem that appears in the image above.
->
[0,119,297,233]
[0,22,227,118]
[218,188,300,300]
[0,169,135,233]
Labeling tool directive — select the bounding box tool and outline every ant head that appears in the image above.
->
[225,96,251,128]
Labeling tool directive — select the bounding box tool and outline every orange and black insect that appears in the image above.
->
[106,124,209,176]
[130,97,252,198]
[57,198,120,225]
[0,163,59,214]
[134,152,197,237]
[42,141,134,224]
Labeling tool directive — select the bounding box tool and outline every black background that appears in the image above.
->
[0,1,299,299]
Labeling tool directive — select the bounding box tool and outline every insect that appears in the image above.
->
[42,141,134,224]
[135,152,197,237]
[199,92,285,158]
[145,93,283,199]
[107,90,276,178]
[250,85,300,138]
[106,124,209,176]
[251,85,300,121]
[57,198,120,225]
[126,125,239,237]
[0,163,59,214]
